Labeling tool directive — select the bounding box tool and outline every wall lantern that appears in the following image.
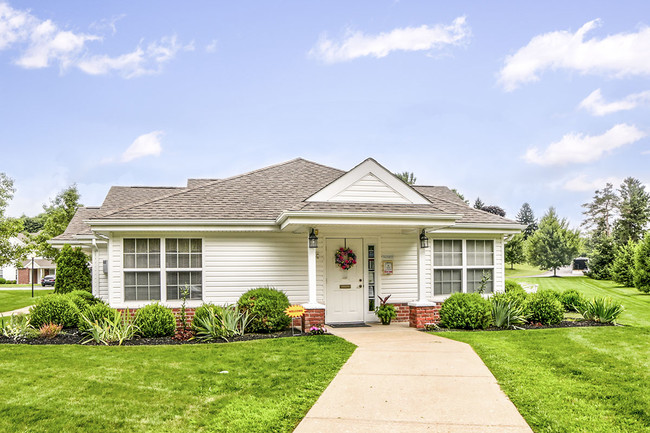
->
[419,229,429,249]
[308,228,319,249]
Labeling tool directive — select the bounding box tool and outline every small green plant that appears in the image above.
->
[173,287,193,341]
[375,295,397,325]
[29,295,80,328]
[476,270,492,294]
[135,303,176,338]
[524,290,564,325]
[68,290,102,306]
[78,303,118,332]
[1,314,36,340]
[578,297,624,324]
[237,287,290,333]
[193,304,252,342]
[491,297,526,328]
[439,293,491,330]
[80,309,138,345]
[559,289,586,312]
[38,322,63,339]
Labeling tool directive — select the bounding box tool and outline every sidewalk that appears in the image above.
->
[294,322,533,433]
[0,306,32,318]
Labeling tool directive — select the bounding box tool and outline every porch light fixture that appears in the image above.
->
[308,228,318,248]
[419,229,429,249]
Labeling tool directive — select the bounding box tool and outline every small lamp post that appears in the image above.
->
[308,228,318,249]
[419,229,429,249]
[31,256,35,298]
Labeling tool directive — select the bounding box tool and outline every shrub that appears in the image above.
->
[439,293,491,330]
[192,303,218,332]
[559,289,586,312]
[68,290,102,306]
[633,233,650,293]
[135,303,176,337]
[1,314,36,340]
[524,291,564,325]
[30,295,80,328]
[503,280,528,304]
[578,297,624,324]
[193,304,252,342]
[0,278,5,284]
[39,322,63,339]
[80,309,138,345]
[66,293,91,315]
[611,239,637,287]
[78,303,118,332]
[54,244,92,294]
[237,287,291,333]
[491,297,525,328]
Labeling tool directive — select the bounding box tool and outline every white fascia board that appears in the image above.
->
[85,219,280,233]
[431,223,525,235]
[306,158,430,204]
[277,211,460,230]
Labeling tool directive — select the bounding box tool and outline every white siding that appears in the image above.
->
[109,234,123,306]
[494,236,505,293]
[331,174,411,203]
[377,234,419,303]
[96,244,109,301]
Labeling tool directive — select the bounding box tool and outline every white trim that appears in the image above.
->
[307,159,431,204]
[278,211,459,230]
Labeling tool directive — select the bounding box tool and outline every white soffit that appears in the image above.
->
[307,158,430,204]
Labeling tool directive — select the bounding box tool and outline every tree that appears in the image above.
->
[0,173,26,267]
[516,203,538,239]
[481,205,506,217]
[20,213,45,233]
[585,235,615,280]
[451,189,469,204]
[394,172,416,185]
[613,177,650,244]
[504,233,525,269]
[632,233,650,293]
[473,197,484,210]
[527,207,580,277]
[581,183,618,237]
[54,244,91,294]
[610,239,637,287]
[32,185,82,260]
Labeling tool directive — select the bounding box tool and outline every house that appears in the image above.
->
[0,234,56,284]
[50,158,523,328]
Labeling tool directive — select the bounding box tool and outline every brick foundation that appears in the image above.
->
[391,303,410,322]
[301,307,325,332]
[408,303,442,328]
[116,307,197,329]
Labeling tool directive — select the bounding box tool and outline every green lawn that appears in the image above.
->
[434,276,650,433]
[0,289,54,314]
[0,336,355,433]
[504,263,545,278]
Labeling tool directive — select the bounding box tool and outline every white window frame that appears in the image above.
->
[123,238,162,302]
[165,238,203,301]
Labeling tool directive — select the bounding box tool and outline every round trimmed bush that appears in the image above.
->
[30,295,80,328]
[559,289,585,312]
[237,287,291,333]
[524,291,564,325]
[191,303,220,332]
[78,303,118,331]
[66,292,91,315]
[503,280,528,304]
[68,290,102,306]
[135,303,176,337]
[439,293,491,330]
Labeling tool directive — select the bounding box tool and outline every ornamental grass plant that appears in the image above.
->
[578,297,624,324]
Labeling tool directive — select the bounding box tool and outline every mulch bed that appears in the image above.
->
[428,320,618,332]
[0,328,313,345]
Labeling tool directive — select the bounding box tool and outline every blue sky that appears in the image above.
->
[2,1,649,227]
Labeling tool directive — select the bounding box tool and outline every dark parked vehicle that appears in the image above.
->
[41,275,56,287]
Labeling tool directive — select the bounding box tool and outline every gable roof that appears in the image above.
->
[52,206,102,241]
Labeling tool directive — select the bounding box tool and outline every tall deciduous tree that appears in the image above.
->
[633,233,650,293]
[473,197,484,209]
[32,185,82,260]
[394,172,416,185]
[610,239,637,287]
[0,173,26,267]
[613,177,650,244]
[516,203,538,239]
[504,233,525,269]
[581,183,618,237]
[527,207,580,277]
[54,244,91,294]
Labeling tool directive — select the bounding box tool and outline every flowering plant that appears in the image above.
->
[308,325,326,335]
[335,247,357,270]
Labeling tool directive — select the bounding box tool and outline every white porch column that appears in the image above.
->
[304,236,325,309]
[409,233,435,307]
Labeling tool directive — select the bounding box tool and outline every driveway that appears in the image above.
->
[294,323,533,432]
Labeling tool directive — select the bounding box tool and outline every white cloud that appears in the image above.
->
[563,174,622,192]
[524,123,646,166]
[78,36,192,78]
[579,88,650,116]
[205,39,218,53]
[499,20,650,91]
[309,16,470,63]
[120,131,163,162]
[0,2,187,77]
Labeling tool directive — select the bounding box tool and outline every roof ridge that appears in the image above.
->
[417,187,518,224]
[94,158,338,219]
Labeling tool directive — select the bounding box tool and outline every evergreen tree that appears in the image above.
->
[527,207,580,277]
[473,197,484,209]
[585,235,615,280]
[611,239,637,287]
[613,177,650,244]
[54,244,92,294]
[504,233,525,269]
[394,172,416,185]
[451,189,469,204]
[632,233,650,293]
[32,185,82,260]
[481,205,506,217]
[581,183,618,237]
[516,203,538,239]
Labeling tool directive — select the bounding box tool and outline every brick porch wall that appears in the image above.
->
[301,308,325,332]
[408,303,442,329]
[391,303,410,322]
[116,308,197,329]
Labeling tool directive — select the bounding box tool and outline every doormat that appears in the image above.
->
[327,323,371,328]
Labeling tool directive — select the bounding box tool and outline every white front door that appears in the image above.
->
[326,238,364,323]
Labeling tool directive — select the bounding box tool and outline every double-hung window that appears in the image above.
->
[165,238,202,300]
[123,239,161,301]
[432,240,463,296]
[466,240,494,293]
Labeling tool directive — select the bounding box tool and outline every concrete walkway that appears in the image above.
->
[294,323,533,433]
[0,306,32,318]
